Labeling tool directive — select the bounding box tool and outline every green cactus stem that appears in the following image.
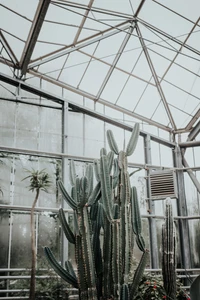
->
[65,260,77,280]
[131,187,142,236]
[58,180,77,210]
[126,123,140,157]
[58,208,75,244]
[99,155,113,221]
[120,283,130,300]
[162,198,176,299]
[130,250,149,298]
[44,247,78,288]
[69,160,76,186]
[107,130,119,155]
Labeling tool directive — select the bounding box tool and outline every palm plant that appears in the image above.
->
[23,169,52,300]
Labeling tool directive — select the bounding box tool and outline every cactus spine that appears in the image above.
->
[45,123,148,299]
[162,198,177,299]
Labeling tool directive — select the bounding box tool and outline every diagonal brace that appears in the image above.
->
[0,31,18,65]
[19,0,50,76]
[136,24,176,130]
[96,23,136,100]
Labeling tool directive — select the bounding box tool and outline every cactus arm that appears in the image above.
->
[86,164,94,197]
[75,235,88,295]
[81,206,97,299]
[92,203,104,297]
[118,158,131,283]
[88,181,101,206]
[112,220,121,299]
[120,283,130,300]
[123,171,131,283]
[136,234,146,252]
[73,211,79,235]
[103,217,112,298]
[69,160,76,186]
[130,250,148,298]
[65,260,77,280]
[44,247,78,288]
[100,148,107,156]
[107,150,114,174]
[99,155,113,221]
[131,187,142,235]
[126,123,140,157]
[94,160,100,182]
[58,180,77,210]
[113,158,119,189]
[107,130,119,155]
[74,177,80,203]
[162,199,176,299]
[58,208,75,244]
[79,176,88,207]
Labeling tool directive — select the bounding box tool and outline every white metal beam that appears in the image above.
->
[28,22,131,69]
[96,24,135,100]
[0,31,18,65]
[137,18,200,57]
[136,24,177,129]
[28,68,173,132]
[187,120,200,141]
[0,71,174,135]
[19,0,51,75]
[185,108,200,131]
[73,0,94,44]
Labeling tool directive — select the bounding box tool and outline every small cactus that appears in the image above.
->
[162,198,177,299]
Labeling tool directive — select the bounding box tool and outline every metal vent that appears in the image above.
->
[149,170,177,200]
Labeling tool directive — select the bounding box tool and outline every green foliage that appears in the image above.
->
[45,124,148,299]
[134,274,189,300]
[23,168,52,192]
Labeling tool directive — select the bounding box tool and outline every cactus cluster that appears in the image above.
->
[162,198,177,299]
[45,123,148,299]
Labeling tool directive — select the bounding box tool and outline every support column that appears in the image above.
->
[144,135,159,268]
[61,100,69,265]
[173,146,191,269]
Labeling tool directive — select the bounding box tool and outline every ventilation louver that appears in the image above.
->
[149,170,177,200]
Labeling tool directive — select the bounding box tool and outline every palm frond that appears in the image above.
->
[22,168,52,193]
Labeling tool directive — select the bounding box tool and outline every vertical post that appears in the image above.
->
[173,146,191,269]
[144,135,159,268]
[61,99,69,266]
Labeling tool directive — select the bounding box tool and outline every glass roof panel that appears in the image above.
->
[156,0,200,21]
[115,77,149,111]
[94,0,134,14]
[150,102,170,126]
[78,60,110,95]
[139,1,194,37]
[0,0,200,132]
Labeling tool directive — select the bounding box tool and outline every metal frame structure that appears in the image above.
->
[0,0,200,132]
[0,0,200,297]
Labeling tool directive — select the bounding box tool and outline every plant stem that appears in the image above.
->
[29,188,40,300]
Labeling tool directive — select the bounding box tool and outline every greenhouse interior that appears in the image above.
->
[0,0,200,299]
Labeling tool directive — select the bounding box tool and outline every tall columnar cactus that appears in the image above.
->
[45,123,148,299]
[162,198,177,299]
